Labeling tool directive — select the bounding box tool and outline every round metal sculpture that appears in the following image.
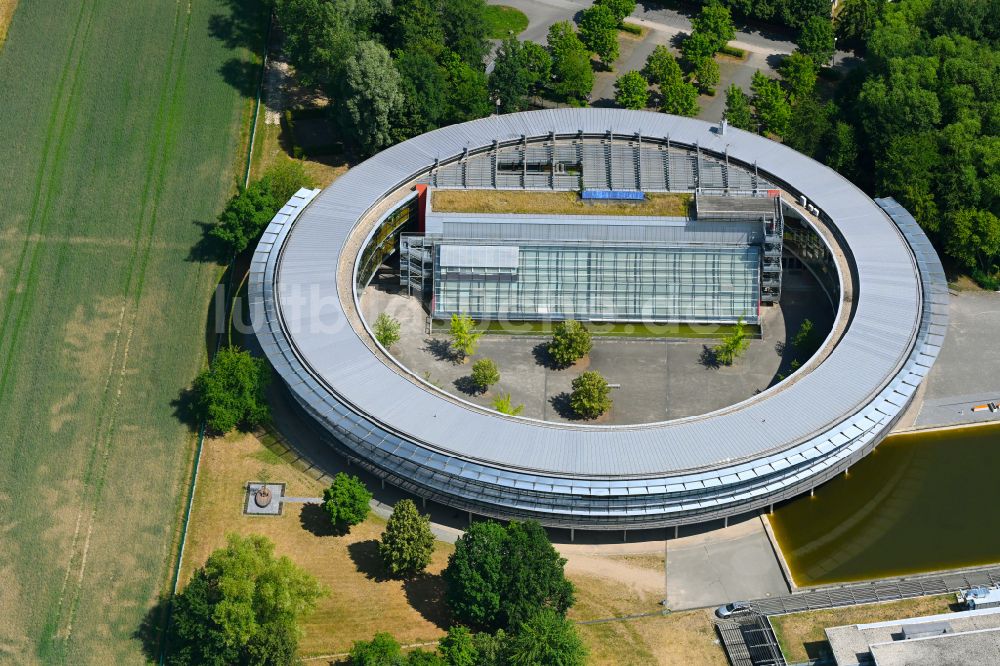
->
[254,485,272,508]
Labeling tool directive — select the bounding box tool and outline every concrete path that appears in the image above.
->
[666,516,789,610]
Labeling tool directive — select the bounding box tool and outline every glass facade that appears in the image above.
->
[357,197,417,288]
[433,243,760,323]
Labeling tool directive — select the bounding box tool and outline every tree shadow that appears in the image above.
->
[423,337,455,363]
[532,342,563,369]
[699,345,720,370]
[403,573,451,630]
[774,340,785,356]
[453,375,481,396]
[219,57,261,98]
[134,596,170,663]
[347,539,392,582]
[766,53,787,71]
[171,387,201,432]
[187,220,230,264]
[207,0,270,96]
[549,392,577,419]
[299,502,343,537]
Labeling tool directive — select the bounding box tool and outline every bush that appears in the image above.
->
[620,22,642,35]
[971,269,1000,291]
[167,534,324,666]
[444,520,574,632]
[507,609,587,666]
[718,43,746,58]
[492,392,524,416]
[193,346,271,433]
[471,358,500,392]
[449,313,482,360]
[349,632,401,666]
[547,319,592,367]
[323,473,372,531]
[379,499,435,577]
[791,318,820,357]
[373,312,401,349]
[713,317,750,366]
[440,626,479,666]
[569,371,612,419]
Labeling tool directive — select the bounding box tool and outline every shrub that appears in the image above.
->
[547,319,592,367]
[192,346,271,433]
[349,632,401,666]
[570,371,612,419]
[719,44,746,58]
[449,313,482,360]
[492,392,524,416]
[471,358,500,392]
[713,317,750,365]
[620,22,642,35]
[373,312,401,349]
[379,499,435,577]
[507,609,587,666]
[791,318,820,357]
[322,473,372,531]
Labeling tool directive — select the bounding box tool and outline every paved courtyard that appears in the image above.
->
[360,269,833,425]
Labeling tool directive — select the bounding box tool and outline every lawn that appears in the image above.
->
[0,0,263,662]
[770,595,954,663]
[431,189,694,217]
[483,5,529,39]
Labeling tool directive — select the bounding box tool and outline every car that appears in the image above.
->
[715,601,750,618]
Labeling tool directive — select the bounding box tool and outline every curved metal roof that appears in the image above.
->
[256,110,925,481]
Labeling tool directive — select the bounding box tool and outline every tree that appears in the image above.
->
[471,358,500,392]
[792,318,820,357]
[373,312,401,349]
[444,520,574,632]
[798,15,835,65]
[449,313,482,360]
[548,22,594,102]
[379,499,435,577]
[681,29,716,65]
[690,1,735,54]
[439,626,479,666]
[751,70,791,136]
[395,48,448,136]
[645,46,699,116]
[260,159,316,204]
[193,346,271,433]
[507,609,587,666]
[388,0,446,57]
[490,38,552,113]
[713,317,750,366]
[836,0,885,52]
[349,632,402,666]
[407,649,447,665]
[824,120,858,176]
[492,392,524,416]
[785,96,832,158]
[780,51,818,101]
[693,56,721,92]
[212,181,279,255]
[441,51,491,124]
[441,0,490,66]
[273,0,356,90]
[579,4,619,68]
[167,534,324,666]
[596,0,636,25]
[570,371,612,419]
[548,319,592,367]
[946,209,1000,274]
[724,84,754,130]
[341,41,404,156]
[614,70,649,109]
[472,630,511,666]
[323,473,372,531]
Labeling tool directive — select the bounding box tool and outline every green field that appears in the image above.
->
[483,5,529,38]
[0,0,262,662]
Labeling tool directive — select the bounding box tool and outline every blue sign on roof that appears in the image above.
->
[581,189,645,201]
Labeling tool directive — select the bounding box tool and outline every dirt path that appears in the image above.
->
[563,552,666,596]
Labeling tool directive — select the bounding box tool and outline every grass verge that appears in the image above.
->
[483,5,529,38]
[429,319,757,339]
[769,595,954,663]
[431,189,693,217]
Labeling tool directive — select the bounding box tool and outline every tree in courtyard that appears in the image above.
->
[680,30,716,66]
[596,0,636,26]
[322,473,372,532]
[444,520,574,632]
[492,392,524,416]
[724,84,754,130]
[791,318,820,358]
[547,22,594,103]
[379,499,435,577]
[689,0,735,55]
[713,317,750,366]
[693,56,721,93]
[167,534,325,666]
[570,371,612,419]
[507,609,587,666]
[193,346,271,433]
[341,41,404,156]
[797,15,835,65]
[579,4,620,68]
[644,46,699,116]
[212,181,279,255]
[751,70,791,136]
[614,70,649,109]
[471,358,500,392]
[547,319,592,367]
[449,313,482,361]
[373,312,401,349]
